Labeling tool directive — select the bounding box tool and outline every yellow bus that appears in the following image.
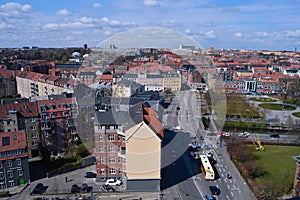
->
[199,155,215,180]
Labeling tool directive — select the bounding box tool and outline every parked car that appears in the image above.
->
[207,132,217,136]
[71,184,80,193]
[209,185,221,195]
[80,183,88,192]
[239,132,250,138]
[204,194,216,200]
[31,183,44,194]
[206,152,213,158]
[84,172,97,178]
[105,179,122,186]
[222,132,231,137]
[226,173,232,179]
[174,126,182,130]
[270,133,280,138]
[101,184,115,192]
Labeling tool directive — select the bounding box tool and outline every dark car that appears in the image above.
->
[226,173,232,179]
[101,184,115,192]
[71,184,80,193]
[31,183,44,194]
[80,183,88,192]
[84,172,97,178]
[270,134,280,138]
[204,194,216,200]
[209,185,221,195]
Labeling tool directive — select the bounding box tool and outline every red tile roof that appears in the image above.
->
[0,130,28,160]
[142,104,164,138]
[0,102,39,121]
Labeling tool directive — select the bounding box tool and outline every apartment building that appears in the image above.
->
[0,70,17,98]
[94,102,163,192]
[112,80,145,98]
[36,98,78,155]
[0,103,40,159]
[0,130,30,189]
[15,71,75,98]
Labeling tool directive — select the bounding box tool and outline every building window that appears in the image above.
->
[31,134,37,139]
[109,157,115,163]
[16,159,21,166]
[99,135,104,141]
[7,170,13,178]
[99,146,104,153]
[109,168,116,174]
[13,135,17,140]
[0,172,4,180]
[0,182,5,189]
[0,162,2,169]
[8,180,15,187]
[30,118,36,123]
[108,135,114,141]
[32,141,38,146]
[109,146,115,152]
[31,126,36,130]
[99,157,104,164]
[7,160,12,168]
[100,168,105,175]
[17,169,23,176]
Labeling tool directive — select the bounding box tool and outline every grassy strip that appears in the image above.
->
[259,103,296,111]
[249,97,277,102]
[292,112,300,118]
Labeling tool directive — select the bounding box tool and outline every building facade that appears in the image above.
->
[0,130,30,189]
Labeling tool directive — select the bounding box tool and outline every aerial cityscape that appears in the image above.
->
[1,1,300,200]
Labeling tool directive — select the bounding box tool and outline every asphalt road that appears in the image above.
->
[162,90,256,200]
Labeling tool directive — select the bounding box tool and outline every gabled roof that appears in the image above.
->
[0,130,27,153]
[0,102,38,120]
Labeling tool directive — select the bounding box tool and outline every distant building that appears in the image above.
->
[293,155,300,197]
[0,70,17,98]
[112,80,145,98]
[0,130,30,189]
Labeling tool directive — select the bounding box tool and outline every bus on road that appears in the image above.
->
[199,155,215,180]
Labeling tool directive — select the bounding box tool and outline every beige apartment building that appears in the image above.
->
[16,71,74,98]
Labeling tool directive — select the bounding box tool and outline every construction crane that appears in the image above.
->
[254,134,264,151]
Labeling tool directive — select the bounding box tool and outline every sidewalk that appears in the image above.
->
[0,183,29,197]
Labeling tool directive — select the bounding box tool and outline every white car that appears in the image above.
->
[222,132,231,137]
[174,126,182,130]
[105,179,122,186]
[239,132,250,138]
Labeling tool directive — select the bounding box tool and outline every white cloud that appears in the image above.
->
[144,0,160,7]
[234,32,242,38]
[60,22,95,29]
[204,30,215,38]
[0,2,32,18]
[101,17,109,23]
[56,9,71,16]
[161,20,175,27]
[254,32,269,38]
[93,3,102,9]
[283,29,300,38]
[79,17,98,23]
[185,28,191,34]
[43,23,59,30]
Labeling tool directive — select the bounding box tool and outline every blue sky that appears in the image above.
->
[0,0,300,50]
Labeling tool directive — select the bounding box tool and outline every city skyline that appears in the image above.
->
[1,0,300,50]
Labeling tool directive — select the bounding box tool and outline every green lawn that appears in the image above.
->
[226,95,261,118]
[292,112,300,118]
[249,97,278,102]
[252,145,300,195]
[259,103,296,111]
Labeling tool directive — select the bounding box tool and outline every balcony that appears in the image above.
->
[118,151,126,159]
